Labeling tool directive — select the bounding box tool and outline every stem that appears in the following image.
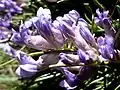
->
[28,51,44,56]
[93,0,104,9]
[0,49,76,68]
[20,45,26,50]
[49,63,105,69]
[0,51,44,68]
[0,58,15,68]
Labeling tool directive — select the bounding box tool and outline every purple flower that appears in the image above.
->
[25,35,56,50]
[94,8,109,26]
[37,7,51,22]
[19,25,31,38]
[0,2,5,11]
[56,16,75,39]
[10,32,25,44]
[15,64,39,78]
[3,0,22,13]
[10,24,31,44]
[21,7,65,50]
[51,27,65,48]
[95,13,115,59]
[59,53,80,65]
[59,64,97,89]
[99,45,114,59]
[0,27,11,41]
[94,9,115,59]
[77,18,97,48]
[15,52,60,78]
[0,0,22,28]
[0,43,17,57]
[94,9,115,36]
[72,24,90,50]
[32,7,53,40]
[68,10,80,23]
[32,17,55,47]
[0,0,22,17]
[59,53,70,64]
[21,19,33,29]
[16,51,38,65]
[77,49,89,64]
[54,10,80,40]
[103,19,116,36]
[59,67,78,90]
[31,17,64,49]
[15,51,59,78]
[0,12,11,27]
[38,19,54,39]
[15,51,40,78]
[97,36,114,59]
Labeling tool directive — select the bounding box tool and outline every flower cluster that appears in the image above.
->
[0,0,22,41]
[0,5,119,90]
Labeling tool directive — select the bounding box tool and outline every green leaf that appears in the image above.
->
[116,5,120,17]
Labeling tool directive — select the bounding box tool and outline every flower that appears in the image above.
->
[68,10,80,23]
[77,49,89,64]
[103,19,115,36]
[16,51,38,65]
[15,64,39,78]
[0,43,17,57]
[25,35,56,50]
[10,32,25,44]
[10,23,31,44]
[72,23,90,51]
[55,15,75,39]
[59,53,80,65]
[32,16,57,48]
[95,9,115,60]
[97,36,114,59]
[0,0,22,28]
[0,2,5,11]
[37,7,51,21]
[94,8,109,26]
[0,13,12,27]
[59,67,78,90]
[15,51,39,78]
[0,27,11,41]
[77,18,97,48]
[54,10,80,40]
[0,0,22,13]
[15,51,59,78]
[27,7,65,50]
[32,7,53,41]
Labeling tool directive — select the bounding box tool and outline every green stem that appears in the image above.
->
[28,51,44,56]
[84,13,92,24]
[0,49,76,68]
[49,62,105,69]
[0,51,44,68]
[93,0,104,9]
[0,58,15,68]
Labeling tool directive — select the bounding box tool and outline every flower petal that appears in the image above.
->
[15,64,38,78]
[16,51,37,65]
